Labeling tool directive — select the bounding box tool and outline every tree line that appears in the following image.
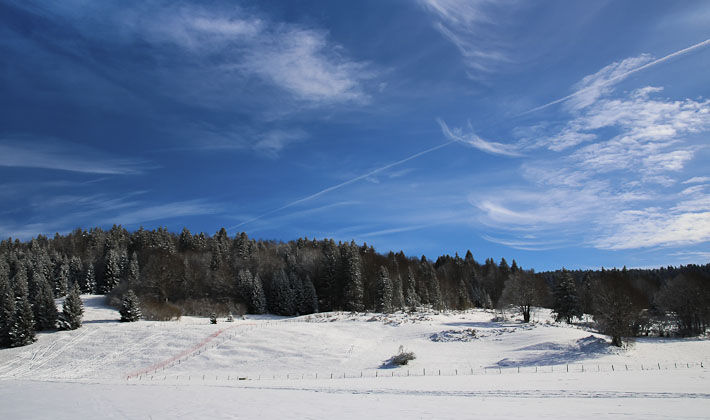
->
[1,225,708,348]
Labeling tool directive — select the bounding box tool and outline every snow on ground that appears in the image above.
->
[1,295,709,419]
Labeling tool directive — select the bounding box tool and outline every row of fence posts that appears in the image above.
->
[130,360,706,381]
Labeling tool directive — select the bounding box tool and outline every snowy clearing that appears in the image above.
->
[1,295,709,419]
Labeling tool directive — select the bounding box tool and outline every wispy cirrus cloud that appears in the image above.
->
[419,0,517,77]
[14,1,375,107]
[438,119,521,157]
[473,49,710,251]
[0,137,151,175]
[522,38,710,115]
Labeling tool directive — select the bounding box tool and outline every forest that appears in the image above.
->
[1,225,709,348]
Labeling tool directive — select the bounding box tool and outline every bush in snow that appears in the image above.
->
[382,345,416,367]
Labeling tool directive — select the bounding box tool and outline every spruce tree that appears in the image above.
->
[79,263,96,294]
[403,267,419,311]
[552,270,582,323]
[250,274,267,315]
[126,252,140,287]
[268,269,293,316]
[58,283,83,330]
[342,245,364,312]
[0,271,16,347]
[375,266,394,313]
[34,274,59,330]
[9,269,35,347]
[301,275,319,315]
[119,290,142,322]
[101,250,121,294]
[53,259,69,297]
[68,257,83,289]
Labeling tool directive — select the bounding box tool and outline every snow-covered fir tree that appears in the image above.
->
[34,273,58,330]
[119,290,142,322]
[300,275,318,315]
[80,263,96,294]
[268,269,294,316]
[342,244,364,312]
[101,249,121,294]
[58,283,83,330]
[403,267,419,311]
[0,269,16,347]
[375,266,394,314]
[552,270,582,324]
[9,268,35,347]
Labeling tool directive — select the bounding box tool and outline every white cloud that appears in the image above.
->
[0,137,150,175]
[481,56,710,251]
[126,5,372,104]
[15,2,374,106]
[420,0,516,76]
[566,55,653,111]
[683,176,710,184]
[593,209,710,250]
[438,119,521,157]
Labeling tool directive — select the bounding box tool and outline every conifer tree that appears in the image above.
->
[119,290,142,322]
[342,244,364,312]
[301,275,319,315]
[403,267,419,311]
[34,274,59,330]
[80,263,96,294]
[68,257,83,289]
[101,250,121,294]
[126,252,140,287]
[250,274,267,315]
[10,269,35,347]
[54,259,69,297]
[58,283,83,330]
[288,271,305,315]
[0,271,15,347]
[375,266,394,314]
[268,269,293,316]
[552,270,582,323]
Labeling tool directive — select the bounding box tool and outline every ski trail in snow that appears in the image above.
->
[39,329,171,380]
[125,323,258,379]
[0,327,96,379]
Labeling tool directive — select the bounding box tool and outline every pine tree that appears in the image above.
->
[68,257,83,290]
[236,270,266,315]
[80,263,96,294]
[403,267,419,311]
[58,283,83,330]
[268,269,293,316]
[126,252,140,287]
[342,244,364,312]
[552,270,582,323]
[288,271,305,315]
[53,259,69,297]
[101,250,121,294]
[34,273,59,330]
[421,259,442,311]
[301,275,319,315]
[250,274,267,315]
[119,290,142,322]
[9,269,35,347]
[375,266,394,314]
[0,270,16,347]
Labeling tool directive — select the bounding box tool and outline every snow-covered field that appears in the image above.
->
[1,295,709,419]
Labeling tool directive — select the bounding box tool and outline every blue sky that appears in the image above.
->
[1,0,709,271]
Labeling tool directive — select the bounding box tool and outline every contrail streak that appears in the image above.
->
[228,140,457,231]
[519,38,710,116]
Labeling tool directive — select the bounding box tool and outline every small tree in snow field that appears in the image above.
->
[58,283,84,330]
[120,290,142,322]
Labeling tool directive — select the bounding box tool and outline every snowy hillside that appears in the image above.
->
[1,295,709,419]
